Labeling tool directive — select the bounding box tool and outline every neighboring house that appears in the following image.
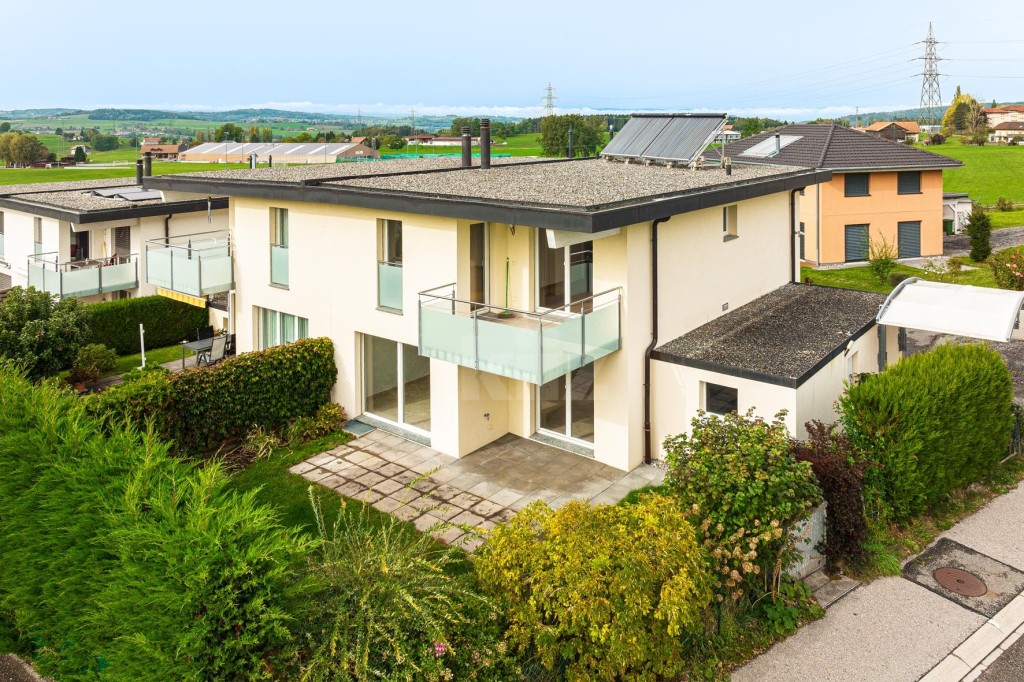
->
[142,137,162,145]
[405,134,436,144]
[178,142,381,163]
[863,120,921,143]
[989,122,1024,144]
[0,178,228,311]
[943,193,974,234]
[716,124,742,144]
[68,145,91,156]
[420,136,480,146]
[708,124,962,265]
[140,143,187,160]
[145,115,902,472]
[982,106,1024,128]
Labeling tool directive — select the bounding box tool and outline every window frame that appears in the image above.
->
[379,219,403,265]
[844,173,870,198]
[897,171,922,195]
[270,208,289,288]
[704,382,738,416]
[257,306,309,350]
[722,204,739,242]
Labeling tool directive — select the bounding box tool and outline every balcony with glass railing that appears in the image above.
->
[145,231,233,297]
[418,285,621,385]
[271,243,288,287]
[378,261,403,311]
[27,252,138,298]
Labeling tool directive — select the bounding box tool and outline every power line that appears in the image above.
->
[918,22,943,125]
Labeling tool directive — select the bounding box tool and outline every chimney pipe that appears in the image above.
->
[268,154,273,168]
[135,158,144,184]
[249,154,257,169]
[724,156,732,176]
[143,151,153,177]
[774,133,781,156]
[479,118,491,169]
[568,125,574,158]
[460,126,472,168]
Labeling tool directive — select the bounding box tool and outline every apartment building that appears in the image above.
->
[710,124,961,265]
[0,175,228,305]
[146,116,900,471]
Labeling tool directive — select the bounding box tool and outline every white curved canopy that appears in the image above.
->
[877,278,1024,342]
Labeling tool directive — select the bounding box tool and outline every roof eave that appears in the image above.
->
[0,196,229,225]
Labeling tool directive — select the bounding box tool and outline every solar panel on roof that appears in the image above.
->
[115,190,163,202]
[601,114,726,164]
[741,135,802,158]
[91,187,142,197]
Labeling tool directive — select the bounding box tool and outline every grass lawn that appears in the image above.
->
[991,208,1024,230]
[107,344,184,377]
[916,138,1024,204]
[802,258,997,294]
[0,162,254,185]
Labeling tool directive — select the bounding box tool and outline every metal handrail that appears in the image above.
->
[145,230,230,253]
[29,252,139,272]
[418,282,621,322]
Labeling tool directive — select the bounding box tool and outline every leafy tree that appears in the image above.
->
[54,127,63,136]
[448,116,481,136]
[742,117,765,137]
[0,287,89,380]
[0,132,50,166]
[381,134,405,150]
[966,208,992,261]
[73,146,87,163]
[260,126,273,142]
[539,114,602,157]
[942,87,982,134]
[0,121,10,132]
[213,123,245,142]
[91,134,120,152]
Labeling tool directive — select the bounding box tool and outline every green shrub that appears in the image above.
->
[839,343,1013,522]
[869,234,899,285]
[890,273,912,288]
[287,403,348,444]
[0,362,309,680]
[299,495,515,681]
[790,421,869,571]
[996,197,1016,212]
[966,208,992,262]
[989,246,1024,290]
[0,286,89,380]
[85,295,209,355]
[68,343,117,384]
[664,410,821,598]
[88,338,337,455]
[475,496,713,681]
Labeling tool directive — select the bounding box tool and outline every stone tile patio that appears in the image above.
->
[291,430,665,550]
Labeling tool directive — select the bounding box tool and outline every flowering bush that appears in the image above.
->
[664,410,821,600]
[989,246,1024,290]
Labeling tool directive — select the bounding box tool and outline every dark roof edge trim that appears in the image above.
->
[0,197,229,225]
[146,168,830,233]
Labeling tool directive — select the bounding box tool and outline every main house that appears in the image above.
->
[0,168,228,305]
[709,124,962,265]
[143,115,901,472]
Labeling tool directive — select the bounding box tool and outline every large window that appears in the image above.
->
[257,307,308,350]
[363,334,430,433]
[705,382,738,415]
[897,171,922,195]
[723,204,738,241]
[844,173,870,197]
[378,219,403,311]
[844,224,870,262]
[33,217,42,255]
[469,222,488,305]
[270,208,289,287]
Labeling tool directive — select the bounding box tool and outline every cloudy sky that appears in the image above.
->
[4,0,1022,119]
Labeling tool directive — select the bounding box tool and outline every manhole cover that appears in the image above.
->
[933,567,988,597]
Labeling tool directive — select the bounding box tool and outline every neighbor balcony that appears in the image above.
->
[418,284,621,385]
[145,231,233,297]
[27,252,138,298]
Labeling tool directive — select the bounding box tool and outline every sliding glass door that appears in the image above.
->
[363,334,431,434]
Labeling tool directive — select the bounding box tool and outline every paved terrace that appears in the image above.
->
[292,430,665,550]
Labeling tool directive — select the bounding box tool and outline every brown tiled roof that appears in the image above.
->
[861,120,920,133]
[994,122,1024,131]
[710,124,961,171]
[140,144,185,154]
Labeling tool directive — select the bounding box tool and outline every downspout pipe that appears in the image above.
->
[164,214,172,245]
[643,216,671,465]
[790,188,801,283]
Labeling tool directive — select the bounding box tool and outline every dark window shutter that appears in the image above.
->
[845,173,870,197]
[898,221,921,258]
[845,225,869,262]
[898,171,921,194]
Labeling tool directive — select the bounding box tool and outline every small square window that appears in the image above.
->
[844,173,870,197]
[705,382,738,415]
[897,171,921,195]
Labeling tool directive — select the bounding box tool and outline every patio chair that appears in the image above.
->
[200,335,227,366]
[197,325,215,341]
[224,333,236,357]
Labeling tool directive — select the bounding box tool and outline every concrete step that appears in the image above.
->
[811,574,861,609]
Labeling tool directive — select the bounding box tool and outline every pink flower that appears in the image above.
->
[433,641,447,658]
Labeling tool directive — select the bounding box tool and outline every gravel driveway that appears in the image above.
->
[945,226,1024,256]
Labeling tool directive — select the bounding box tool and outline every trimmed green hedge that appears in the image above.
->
[839,343,1014,521]
[86,296,210,355]
[0,363,309,680]
[88,337,337,453]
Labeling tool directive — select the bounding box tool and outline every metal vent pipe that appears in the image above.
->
[143,152,153,177]
[461,126,472,167]
[135,159,144,184]
[479,118,491,169]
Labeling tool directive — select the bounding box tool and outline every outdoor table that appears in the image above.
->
[181,338,214,369]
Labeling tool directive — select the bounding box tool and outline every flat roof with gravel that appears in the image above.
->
[652,283,885,387]
[0,177,138,197]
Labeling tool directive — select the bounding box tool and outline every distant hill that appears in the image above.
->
[87,108,201,121]
[0,108,84,118]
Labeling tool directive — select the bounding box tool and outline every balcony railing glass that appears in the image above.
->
[145,231,233,297]
[378,261,403,311]
[418,284,621,385]
[27,252,138,298]
[271,244,289,287]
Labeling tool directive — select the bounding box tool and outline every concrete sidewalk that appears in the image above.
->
[732,481,1024,682]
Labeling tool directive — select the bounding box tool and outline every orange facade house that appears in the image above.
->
[711,124,961,265]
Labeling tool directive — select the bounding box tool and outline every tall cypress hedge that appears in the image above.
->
[0,363,310,680]
[86,296,210,354]
[839,343,1014,521]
